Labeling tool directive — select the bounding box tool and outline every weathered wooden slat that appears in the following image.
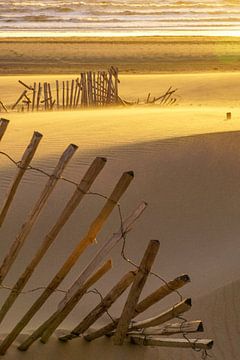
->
[129,298,192,330]
[113,240,160,345]
[0,158,106,321]
[127,320,204,337]
[36,83,42,111]
[31,82,36,111]
[12,90,27,110]
[0,197,143,355]
[135,274,190,315]
[18,80,33,91]
[0,101,8,113]
[62,81,65,110]
[75,78,82,108]
[59,270,136,342]
[85,274,190,342]
[56,80,60,109]
[66,80,69,109]
[58,171,135,309]
[41,259,113,344]
[128,335,213,350]
[0,118,9,141]
[18,260,113,351]
[0,157,107,354]
[48,83,53,109]
[70,79,74,108]
[0,144,78,320]
[0,131,42,228]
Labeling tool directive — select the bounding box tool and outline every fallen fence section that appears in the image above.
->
[0,118,212,359]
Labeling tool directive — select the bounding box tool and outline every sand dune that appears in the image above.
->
[0,105,240,358]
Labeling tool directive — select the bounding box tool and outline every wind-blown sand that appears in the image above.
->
[0,40,240,358]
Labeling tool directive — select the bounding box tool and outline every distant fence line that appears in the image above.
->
[0,66,120,113]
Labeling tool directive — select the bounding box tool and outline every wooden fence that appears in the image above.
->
[0,67,119,113]
[0,118,213,356]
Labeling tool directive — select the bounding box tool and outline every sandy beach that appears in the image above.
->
[0,36,240,74]
[0,35,240,359]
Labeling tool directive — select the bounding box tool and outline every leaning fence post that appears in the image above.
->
[0,156,106,325]
[18,260,112,351]
[0,118,9,141]
[84,273,189,342]
[40,259,113,344]
[59,270,136,342]
[113,239,160,345]
[0,144,78,288]
[56,80,60,109]
[31,82,36,111]
[36,83,42,111]
[0,131,42,228]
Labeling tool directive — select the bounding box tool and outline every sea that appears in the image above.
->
[0,0,239,37]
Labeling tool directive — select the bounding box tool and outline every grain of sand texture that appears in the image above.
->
[0,36,240,359]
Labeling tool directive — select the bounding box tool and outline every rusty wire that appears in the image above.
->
[0,150,211,358]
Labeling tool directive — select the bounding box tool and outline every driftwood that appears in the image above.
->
[0,118,9,141]
[18,260,113,351]
[59,270,137,342]
[128,335,213,350]
[85,274,190,341]
[113,240,160,345]
[0,156,106,324]
[0,131,42,229]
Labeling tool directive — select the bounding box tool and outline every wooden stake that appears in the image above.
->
[0,118,9,141]
[135,274,190,315]
[129,298,192,330]
[93,72,97,105]
[48,83,53,109]
[18,260,112,351]
[70,79,74,108]
[41,259,112,344]
[43,82,48,110]
[0,131,42,228]
[113,67,119,103]
[129,335,213,350]
[12,90,27,110]
[62,81,65,110]
[58,171,134,309]
[36,83,42,111]
[56,80,60,109]
[84,275,189,342]
[127,320,203,337]
[18,80,33,91]
[0,158,106,321]
[75,78,82,108]
[66,80,69,109]
[59,270,136,342]
[31,82,36,112]
[0,144,78,317]
[113,240,160,345]
[0,201,146,355]
[0,101,8,113]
